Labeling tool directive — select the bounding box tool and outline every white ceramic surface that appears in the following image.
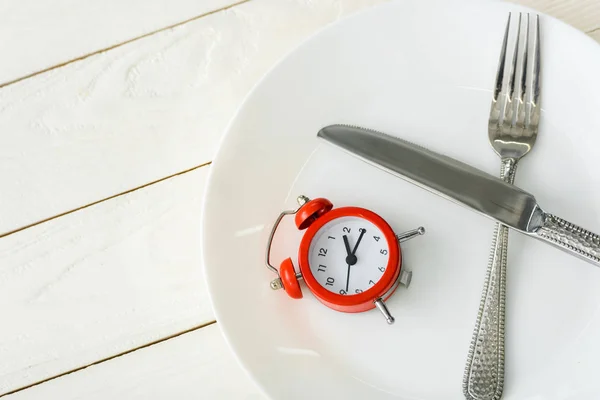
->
[202,1,600,398]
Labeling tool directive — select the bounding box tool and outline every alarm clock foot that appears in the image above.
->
[396,226,426,243]
[374,298,395,325]
[399,270,412,287]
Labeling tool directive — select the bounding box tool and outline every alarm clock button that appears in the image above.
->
[280,258,303,299]
[295,198,333,230]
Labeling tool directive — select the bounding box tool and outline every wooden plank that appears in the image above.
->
[5,324,267,400]
[0,167,213,394]
[0,0,243,87]
[0,0,598,396]
[0,0,391,238]
[1,0,597,239]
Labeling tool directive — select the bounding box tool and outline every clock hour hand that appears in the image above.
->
[343,235,357,266]
[343,235,352,257]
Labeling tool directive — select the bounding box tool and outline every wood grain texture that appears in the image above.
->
[510,0,600,33]
[0,167,213,394]
[0,0,242,87]
[0,0,390,238]
[5,325,266,400]
[0,0,599,398]
[0,0,393,394]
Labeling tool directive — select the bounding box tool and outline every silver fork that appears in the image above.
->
[463,12,541,400]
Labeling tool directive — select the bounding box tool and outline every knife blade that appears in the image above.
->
[317,124,600,266]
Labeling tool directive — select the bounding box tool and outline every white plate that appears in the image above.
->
[202,1,600,398]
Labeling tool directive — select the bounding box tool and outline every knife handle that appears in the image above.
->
[463,159,516,400]
[535,214,600,265]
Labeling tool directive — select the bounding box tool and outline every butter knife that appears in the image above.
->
[317,124,600,266]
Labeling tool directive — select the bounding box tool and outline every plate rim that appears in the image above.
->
[200,1,600,398]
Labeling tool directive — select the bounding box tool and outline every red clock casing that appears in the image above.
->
[297,206,401,313]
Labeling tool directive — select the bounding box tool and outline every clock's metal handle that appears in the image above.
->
[265,195,309,289]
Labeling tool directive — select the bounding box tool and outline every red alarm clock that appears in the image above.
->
[266,195,425,324]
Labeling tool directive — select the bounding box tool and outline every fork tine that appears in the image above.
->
[513,13,529,130]
[520,15,529,107]
[489,13,512,130]
[509,13,521,100]
[533,14,541,104]
[493,13,511,103]
[530,14,541,125]
[505,13,522,127]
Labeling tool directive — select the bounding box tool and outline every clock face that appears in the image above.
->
[307,216,391,295]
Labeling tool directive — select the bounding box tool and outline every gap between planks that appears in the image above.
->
[1,0,597,92]
[0,0,596,396]
[1,0,594,91]
[0,321,217,398]
[0,0,252,90]
[0,162,211,240]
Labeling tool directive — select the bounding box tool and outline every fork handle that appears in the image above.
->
[534,214,600,265]
[463,158,516,400]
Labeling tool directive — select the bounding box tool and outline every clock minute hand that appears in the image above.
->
[343,235,352,292]
[351,228,366,255]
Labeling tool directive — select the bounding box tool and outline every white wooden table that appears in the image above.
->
[0,0,598,398]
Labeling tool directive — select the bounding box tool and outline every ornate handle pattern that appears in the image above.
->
[535,214,600,265]
[463,159,516,400]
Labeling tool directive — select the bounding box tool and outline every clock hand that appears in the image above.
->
[351,228,366,255]
[343,235,353,292]
[343,235,352,257]
[343,235,357,266]
[345,263,351,292]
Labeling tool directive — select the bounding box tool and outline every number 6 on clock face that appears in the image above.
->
[265,196,425,325]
